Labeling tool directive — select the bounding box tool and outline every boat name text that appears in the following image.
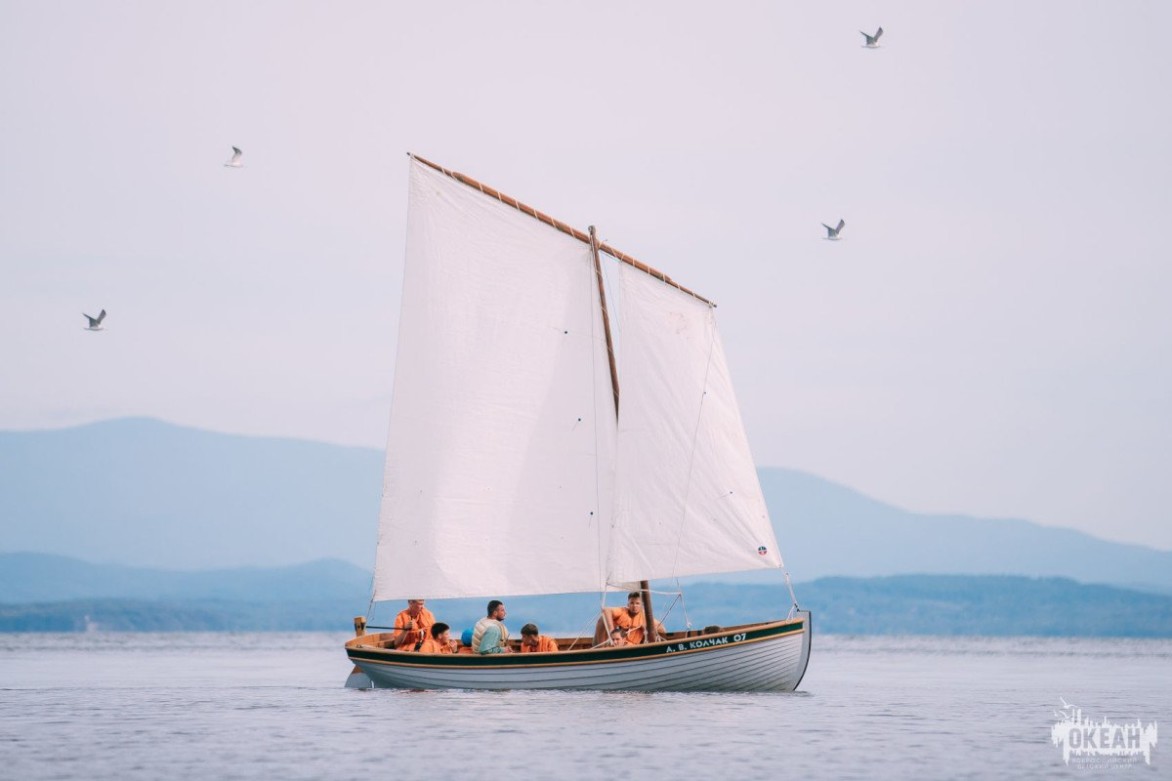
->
[665,633,747,653]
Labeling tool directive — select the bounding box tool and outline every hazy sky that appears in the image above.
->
[2,2,1170,550]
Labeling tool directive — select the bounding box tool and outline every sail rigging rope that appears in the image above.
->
[667,305,720,579]
[364,576,376,621]
[663,303,802,618]
[784,570,800,617]
[672,578,694,630]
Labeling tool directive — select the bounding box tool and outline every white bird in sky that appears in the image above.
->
[224,146,243,168]
[861,27,883,48]
[822,219,846,240]
[83,309,107,331]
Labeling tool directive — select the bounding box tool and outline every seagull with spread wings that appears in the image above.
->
[822,219,846,240]
[861,27,883,48]
[83,310,107,331]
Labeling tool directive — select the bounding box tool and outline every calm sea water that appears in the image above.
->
[1,633,1167,779]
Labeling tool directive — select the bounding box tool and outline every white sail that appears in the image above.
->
[372,159,617,601]
[607,260,782,584]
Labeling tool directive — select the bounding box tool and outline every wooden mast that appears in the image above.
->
[587,224,659,643]
[414,153,666,643]
[588,225,620,418]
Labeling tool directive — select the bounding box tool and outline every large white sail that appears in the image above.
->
[607,260,782,584]
[372,160,616,601]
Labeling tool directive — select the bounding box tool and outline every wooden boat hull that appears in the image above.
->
[345,612,811,692]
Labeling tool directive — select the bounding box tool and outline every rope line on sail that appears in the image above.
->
[658,298,801,617]
[409,153,715,306]
[667,305,720,579]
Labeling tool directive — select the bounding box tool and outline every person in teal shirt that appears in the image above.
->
[471,600,511,654]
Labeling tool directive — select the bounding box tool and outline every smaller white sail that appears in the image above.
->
[607,260,782,584]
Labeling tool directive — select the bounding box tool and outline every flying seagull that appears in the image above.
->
[83,309,107,331]
[861,27,883,48]
[224,146,243,168]
[822,219,846,240]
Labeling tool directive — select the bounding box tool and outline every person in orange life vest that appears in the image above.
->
[595,592,666,645]
[393,599,435,651]
[519,623,559,653]
[418,622,457,654]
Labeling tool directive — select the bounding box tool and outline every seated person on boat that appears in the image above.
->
[418,622,457,654]
[594,592,667,646]
[519,623,558,653]
[472,600,511,654]
[393,599,435,651]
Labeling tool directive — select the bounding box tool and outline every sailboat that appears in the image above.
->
[344,154,811,692]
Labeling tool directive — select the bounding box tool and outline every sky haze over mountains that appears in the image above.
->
[3,420,1169,595]
[1,3,1170,553]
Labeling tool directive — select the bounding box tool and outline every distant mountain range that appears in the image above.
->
[759,470,1172,593]
[2,418,1171,594]
[3,553,1170,636]
[0,552,370,603]
[0,418,381,570]
[0,553,369,632]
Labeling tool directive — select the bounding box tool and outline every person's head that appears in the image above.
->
[625,592,642,615]
[406,599,425,617]
[520,623,540,647]
[431,622,451,643]
[610,627,627,644]
[487,600,506,620]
